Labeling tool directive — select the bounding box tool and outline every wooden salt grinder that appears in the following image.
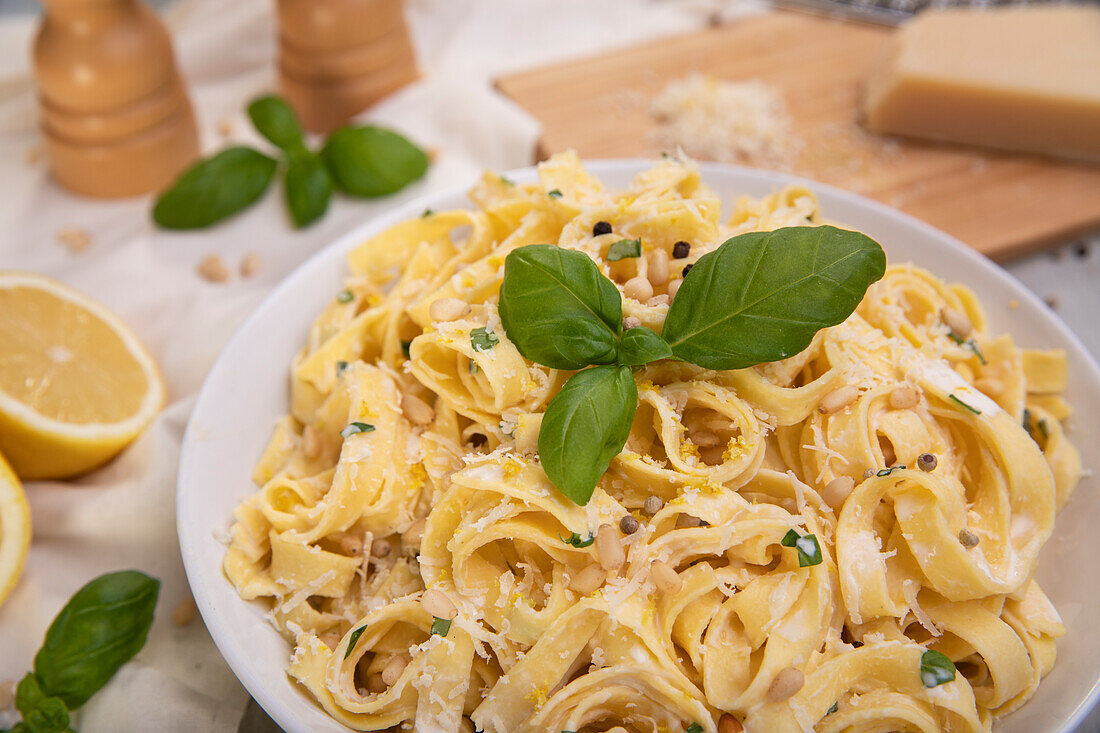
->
[33,0,200,198]
[277,0,419,134]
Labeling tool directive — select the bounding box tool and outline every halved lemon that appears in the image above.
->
[0,271,166,479]
[0,449,30,606]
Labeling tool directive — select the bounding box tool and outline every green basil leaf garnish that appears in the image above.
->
[343,625,367,659]
[33,570,159,709]
[284,150,333,228]
[686,724,704,733]
[498,245,622,370]
[607,238,641,261]
[320,125,428,197]
[246,95,305,151]
[340,422,375,438]
[559,532,595,548]
[617,326,673,367]
[430,617,452,637]
[780,529,823,567]
[662,226,886,369]
[22,691,69,732]
[471,327,499,352]
[876,465,906,476]
[920,649,956,688]
[336,360,350,374]
[337,289,354,304]
[548,189,563,198]
[153,147,277,229]
[14,673,50,718]
[538,365,637,505]
[948,394,981,415]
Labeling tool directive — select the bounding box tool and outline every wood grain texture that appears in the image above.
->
[496,11,1100,260]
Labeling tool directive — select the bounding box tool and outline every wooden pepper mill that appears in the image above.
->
[277,0,419,134]
[33,0,199,198]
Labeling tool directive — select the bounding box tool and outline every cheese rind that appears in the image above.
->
[862,6,1100,163]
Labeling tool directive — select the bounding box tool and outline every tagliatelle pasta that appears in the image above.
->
[223,152,1081,732]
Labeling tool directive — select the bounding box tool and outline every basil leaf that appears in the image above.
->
[538,365,636,505]
[22,695,68,733]
[607,238,641,261]
[617,327,672,367]
[548,189,563,198]
[320,125,429,197]
[343,625,367,659]
[948,394,981,415]
[430,617,452,637]
[876,465,906,476]
[558,532,595,548]
[780,529,823,567]
[153,147,277,229]
[920,649,956,688]
[284,151,333,228]
[687,724,704,733]
[14,674,48,718]
[662,226,886,369]
[499,245,623,370]
[34,570,159,709]
[340,422,375,438]
[246,95,304,151]
[337,289,354,304]
[471,327,499,352]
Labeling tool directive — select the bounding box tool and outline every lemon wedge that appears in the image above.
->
[0,271,166,479]
[0,449,30,606]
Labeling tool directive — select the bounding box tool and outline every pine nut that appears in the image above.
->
[624,276,654,302]
[667,279,682,299]
[619,515,640,535]
[240,252,262,278]
[371,538,391,558]
[197,254,229,283]
[651,559,683,594]
[818,386,859,415]
[916,453,937,472]
[643,495,664,515]
[381,655,407,686]
[402,394,435,426]
[975,378,1004,397]
[302,425,322,459]
[718,714,743,733]
[623,316,642,330]
[319,632,342,651]
[339,533,364,557]
[647,248,670,286]
[595,523,625,571]
[691,430,719,447]
[0,680,13,711]
[569,564,606,595]
[56,227,91,253]
[420,588,457,620]
[889,386,920,410]
[767,666,805,702]
[958,529,980,548]
[676,514,702,528]
[172,598,197,627]
[402,519,425,548]
[366,673,387,694]
[943,308,973,339]
[429,297,470,322]
[646,294,669,307]
[822,476,855,509]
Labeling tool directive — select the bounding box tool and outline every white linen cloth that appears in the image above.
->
[0,0,759,730]
[0,0,1096,730]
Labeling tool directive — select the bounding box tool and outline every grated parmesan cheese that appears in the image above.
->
[651,74,799,168]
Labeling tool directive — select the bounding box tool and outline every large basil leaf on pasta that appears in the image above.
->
[663,226,885,370]
[499,245,622,370]
[538,365,636,505]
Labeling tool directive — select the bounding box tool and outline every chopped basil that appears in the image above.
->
[340,422,375,438]
[548,189,563,198]
[336,360,349,374]
[430,617,452,637]
[401,340,412,358]
[500,175,514,186]
[920,649,956,688]
[337,289,354,304]
[559,532,595,548]
[948,333,987,364]
[343,625,367,659]
[607,238,642,262]
[469,360,479,375]
[948,394,981,415]
[876,465,906,477]
[687,724,704,733]
[827,702,838,715]
[781,529,823,567]
[421,208,433,218]
[471,326,499,352]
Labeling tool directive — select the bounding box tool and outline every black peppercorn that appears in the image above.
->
[593,221,612,237]
[681,263,693,278]
[672,241,690,259]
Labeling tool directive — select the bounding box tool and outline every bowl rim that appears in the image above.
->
[178,158,1100,733]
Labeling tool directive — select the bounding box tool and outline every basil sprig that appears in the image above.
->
[153,95,427,230]
[780,529,823,567]
[497,226,884,506]
[2,570,159,733]
[919,649,956,688]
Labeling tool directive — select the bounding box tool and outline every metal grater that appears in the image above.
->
[769,0,1080,26]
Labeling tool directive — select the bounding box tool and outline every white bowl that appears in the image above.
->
[177,161,1100,733]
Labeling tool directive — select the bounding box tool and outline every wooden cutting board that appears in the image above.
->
[496,11,1100,261]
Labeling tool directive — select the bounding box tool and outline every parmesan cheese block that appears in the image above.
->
[862,6,1100,163]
